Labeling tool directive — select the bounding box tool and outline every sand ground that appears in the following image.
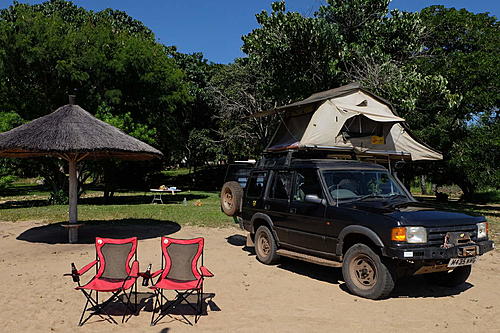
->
[0,220,499,333]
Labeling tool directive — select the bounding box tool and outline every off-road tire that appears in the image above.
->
[220,181,243,216]
[425,265,472,287]
[254,226,280,265]
[342,243,395,299]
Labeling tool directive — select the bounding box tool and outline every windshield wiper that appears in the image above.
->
[387,194,408,200]
[351,194,386,202]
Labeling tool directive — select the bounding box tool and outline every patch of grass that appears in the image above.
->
[0,190,234,228]
[160,168,191,177]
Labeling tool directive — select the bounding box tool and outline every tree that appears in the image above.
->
[209,60,277,160]
[0,0,192,198]
[412,6,500,197]
[0,0,190,154]
[241,1,499,198]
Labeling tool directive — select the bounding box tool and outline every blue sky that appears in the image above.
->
[0,0,498,64]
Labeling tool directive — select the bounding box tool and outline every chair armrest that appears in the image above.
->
[200,266,214,277]
[129,260,139,278]
[151,269,163,278]
[78,260,98,276]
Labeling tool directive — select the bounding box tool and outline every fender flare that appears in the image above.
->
[250,213,280,244]
[336,225,384,256]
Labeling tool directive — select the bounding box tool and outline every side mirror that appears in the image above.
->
[304,194,326,205]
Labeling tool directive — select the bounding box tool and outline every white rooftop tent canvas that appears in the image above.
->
[257,83,442,161]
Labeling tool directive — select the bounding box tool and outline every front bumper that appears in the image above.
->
[383,240,494,260]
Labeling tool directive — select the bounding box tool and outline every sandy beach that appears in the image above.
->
[0,220,499,333]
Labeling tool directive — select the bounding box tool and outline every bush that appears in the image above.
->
[49,189,69,205]
[0,175,16,191]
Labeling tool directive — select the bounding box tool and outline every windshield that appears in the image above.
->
[321,170,409,202]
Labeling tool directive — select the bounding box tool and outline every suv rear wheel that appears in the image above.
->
[342,243,395,299]
[255,226,280,265]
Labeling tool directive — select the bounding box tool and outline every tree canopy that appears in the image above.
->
[0,0,497,199]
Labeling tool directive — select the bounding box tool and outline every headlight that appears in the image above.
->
[391,226,427,243]
[477,222,488,239]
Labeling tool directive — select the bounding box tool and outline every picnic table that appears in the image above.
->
[150,188,181,204]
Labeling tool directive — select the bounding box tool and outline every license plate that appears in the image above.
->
[448,257,477,268]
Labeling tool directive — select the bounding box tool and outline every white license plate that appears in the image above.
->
[448,256,477,268]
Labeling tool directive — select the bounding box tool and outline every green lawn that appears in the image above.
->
[0,189,234,228]
[1,183,498,243]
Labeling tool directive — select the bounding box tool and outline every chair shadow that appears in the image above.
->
[16,219,181,244]
[140,291,219,325]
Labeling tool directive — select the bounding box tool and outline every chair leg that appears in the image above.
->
[121,287,137,323]
[78,290,119,326]
[195,286,203,323]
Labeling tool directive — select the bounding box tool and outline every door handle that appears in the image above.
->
[264,204,270,210]
[289,207,297,214]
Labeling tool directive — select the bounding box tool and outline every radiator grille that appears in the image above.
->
[427,225,477,246]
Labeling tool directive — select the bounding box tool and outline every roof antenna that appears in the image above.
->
[68,95,76,105]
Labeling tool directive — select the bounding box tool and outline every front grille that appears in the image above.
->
[427,225,477,246]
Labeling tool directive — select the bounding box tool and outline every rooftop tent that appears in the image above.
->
[257,83,442,161]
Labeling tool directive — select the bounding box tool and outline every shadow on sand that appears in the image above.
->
[79,193,209,206]
[16,219,181,244]
[0,193,209,209]
[226,233,473,299]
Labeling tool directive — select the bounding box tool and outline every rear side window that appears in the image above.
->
[269,171,293,200]
[246,172,268,198]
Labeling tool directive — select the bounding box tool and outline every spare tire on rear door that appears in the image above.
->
[220,181,243,216]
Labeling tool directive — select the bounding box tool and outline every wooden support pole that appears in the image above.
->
[68,155,78,243]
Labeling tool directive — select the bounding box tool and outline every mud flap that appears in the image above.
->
[246,233,255,247]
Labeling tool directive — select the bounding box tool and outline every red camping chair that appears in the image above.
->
[65,237,139,326]
[149,237,214,326]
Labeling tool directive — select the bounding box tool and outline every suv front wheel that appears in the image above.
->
[342,243,395,299]
[254,226,280,265]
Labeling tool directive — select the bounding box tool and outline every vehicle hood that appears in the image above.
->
[346,201,485,227]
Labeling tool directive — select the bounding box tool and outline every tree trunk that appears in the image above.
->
[420,175,428,195]
[68,156,78,243]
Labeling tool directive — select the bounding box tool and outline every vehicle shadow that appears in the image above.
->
[226,233,474,299]
[389,275,473,298]
[278,258,342,284]
[226,234,255,256]
[16,219,181,244]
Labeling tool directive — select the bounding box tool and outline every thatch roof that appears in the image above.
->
[0,103,162,160]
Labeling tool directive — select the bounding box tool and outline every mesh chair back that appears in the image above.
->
[95,237,137,280]
[161,237,203,281]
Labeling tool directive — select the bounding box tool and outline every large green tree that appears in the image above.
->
[0,0,192,199]
[240,1,499,198]
[413,6,500,196]
[0,0,190,155]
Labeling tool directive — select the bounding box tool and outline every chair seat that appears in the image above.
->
[151,278,202,291]
[76,277,136,292]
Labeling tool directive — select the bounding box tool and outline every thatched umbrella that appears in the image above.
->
[0,96,163,242]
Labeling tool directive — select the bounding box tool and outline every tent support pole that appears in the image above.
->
[68,155,78,243]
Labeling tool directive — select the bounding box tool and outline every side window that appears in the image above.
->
[269,171,293,200]
[246,172,267,198]
[292,169,323,201]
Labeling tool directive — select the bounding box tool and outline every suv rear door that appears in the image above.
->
[286,168,327,253]
[264,170,294,244]
[241,171,268,222]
